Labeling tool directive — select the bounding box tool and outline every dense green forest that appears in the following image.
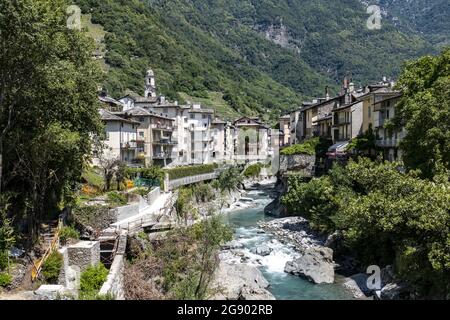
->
[75,0,437,119]
[375,0,450,46]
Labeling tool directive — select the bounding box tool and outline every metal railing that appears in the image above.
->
[121,141,137,149]
[167,171,219,191]
[151,124,174,131]
[116,208,165,233]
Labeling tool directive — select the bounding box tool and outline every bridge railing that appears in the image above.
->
[165,171,219,191]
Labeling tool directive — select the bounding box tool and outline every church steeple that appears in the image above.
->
[144,69,157,98]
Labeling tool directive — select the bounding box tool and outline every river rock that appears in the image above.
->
[343,273,371,298]
[380,282,410,300]
[284,246,335,284]
[222,240,245,250]
[252,245,272,257]
[209,262,275,300]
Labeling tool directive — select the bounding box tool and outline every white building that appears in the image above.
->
[115,68,276,167]
[183,104,215,165]
[94,109,140,165]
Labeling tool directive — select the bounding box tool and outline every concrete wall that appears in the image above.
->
[351,102,364,139]
[147,187,161,205]
[99,231,127,300]
[113,203,140,222]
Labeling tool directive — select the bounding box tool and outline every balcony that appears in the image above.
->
[333,119,351,126]
[135,138,145,145]
[153,138,178,146]
[153,152,172,160]
[121,141,137,149]
[151,123,174,131]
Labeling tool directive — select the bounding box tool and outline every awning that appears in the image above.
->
[327,141,350,154]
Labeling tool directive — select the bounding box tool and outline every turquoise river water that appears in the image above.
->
[222,188,354,300]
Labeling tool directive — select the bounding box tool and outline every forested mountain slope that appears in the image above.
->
[76,0,439,119]
[372,0,450,46]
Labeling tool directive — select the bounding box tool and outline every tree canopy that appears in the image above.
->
[0,0,102,241]
[393,48,450,179]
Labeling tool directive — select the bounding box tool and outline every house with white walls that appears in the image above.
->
[94,109,140,166]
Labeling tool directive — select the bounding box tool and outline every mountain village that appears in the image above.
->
[97,69,403,171]
[1,0,448,303]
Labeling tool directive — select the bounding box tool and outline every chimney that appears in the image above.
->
[325,86,330,100]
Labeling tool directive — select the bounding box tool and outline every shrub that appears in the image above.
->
[79,264,109,300]
[217,167,242,191]
[280,137,320,156]
[59,226,80,245]
[192,183,214,203]
[42,251,63,284]
[126,166,164,186]
[0,251,8,271]
[72,205,115,232]
[282,158,450,297]
[167,164,217,180]
[243,163,263,178]
[131,187,151,197]
[82,167,104,191]
[106,191,127,207]
[0,272,12,287]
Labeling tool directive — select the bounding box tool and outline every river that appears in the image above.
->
[222,184,354,300]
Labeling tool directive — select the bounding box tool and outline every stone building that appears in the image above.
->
[233,117,271,163]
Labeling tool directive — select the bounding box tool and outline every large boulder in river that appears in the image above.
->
[284,246,335,284]
[252,245,272,256]
[343,273,371,298]
[379,282,411,300]
[209,262,275,300]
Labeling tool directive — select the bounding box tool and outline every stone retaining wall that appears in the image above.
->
[279,154,315,176]
[99,231,128,300]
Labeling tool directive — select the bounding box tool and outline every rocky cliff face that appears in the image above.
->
[279,154,315,176]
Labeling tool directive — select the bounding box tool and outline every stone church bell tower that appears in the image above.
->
[144,69,157,98]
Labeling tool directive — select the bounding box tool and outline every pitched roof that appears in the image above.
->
[373,93,403,106]
[212,118,226,124]
[118,94,159,104]
[99,109,140,125]
[333,100,361,111]
[114,107,174,121]
[98,95,122,106]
